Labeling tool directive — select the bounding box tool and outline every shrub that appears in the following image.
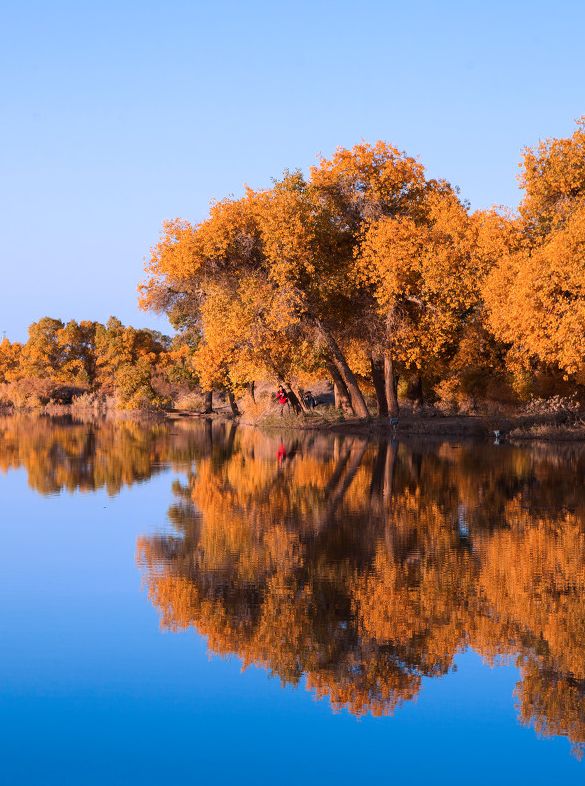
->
[70,391,115,414]
[523,395,581,416]
[174,391,207,411]
[114,360,170,411]
[433,378,476,414]
[0,377,55,409]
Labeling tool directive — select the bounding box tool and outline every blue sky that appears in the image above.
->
[1,0,584,341]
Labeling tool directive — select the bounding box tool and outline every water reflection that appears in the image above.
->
[0,414,217,495]
[136,427,585,757]
[1,415,584,757]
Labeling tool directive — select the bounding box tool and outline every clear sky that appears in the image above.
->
[1,0,584,341]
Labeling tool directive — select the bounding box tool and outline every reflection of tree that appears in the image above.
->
[137,429,585,754]
[0,414,228,495]
[5,414,583,751]
[516,662,585,760]
[477,505,585,758]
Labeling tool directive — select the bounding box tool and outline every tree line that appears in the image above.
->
[2,119,584,415]
[140,118,585,417]
[0,316,203,410]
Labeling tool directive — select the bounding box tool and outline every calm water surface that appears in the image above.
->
[1,415,584,785]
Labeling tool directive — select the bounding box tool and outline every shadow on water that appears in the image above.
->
[2,414,585,757]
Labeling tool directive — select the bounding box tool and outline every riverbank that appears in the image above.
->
[239,410,585,441]
[170,405,585,441]
[3,402,585,441]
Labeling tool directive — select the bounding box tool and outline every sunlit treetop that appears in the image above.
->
[520,116,585,235]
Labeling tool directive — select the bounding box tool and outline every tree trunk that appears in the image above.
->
[333,436,341,462]
[326,361,353,414]
[318,439,368,530]
[333,381,341,410]
[370,439,387,499]
[286,385,304,415]
[383,438,398,499]
[412,374,424,409]
[314,320,369,419]
[203,390,213,414]
[370,354,389,418]
[383,440,399,562]
[226,421,237,455]
[247,381,255,403]
[384,352,399,417]
[204,417,213,448]
[227,390,239,417]
[289,385,309,413]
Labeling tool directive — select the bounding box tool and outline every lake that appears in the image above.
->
[0,414,584,785]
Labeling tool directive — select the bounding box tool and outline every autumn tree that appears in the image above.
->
[307,142,431,416]
[18,317,66,380]
[355,187,492,414]
[141,144,447,418]
[520,117,585,237]
[93,316,170,406]
[139,183,350,414]
[252,171,371,416]
[484,202,585,385]
[56,319,99,386]
[140,199,266,406]
[482,119,585,390]
[0,338,23,383]
[430,209,521,408]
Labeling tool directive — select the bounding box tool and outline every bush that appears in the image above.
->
[0,377,55,409]
[71,391,115,414]
[433,378,476,414]
[509,420,585,440]
[174,391,207,411]
[114,360,170,411]
[523,395,581,416]
[50,386,87,405]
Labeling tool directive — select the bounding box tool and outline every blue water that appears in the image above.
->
[0,419,583,785]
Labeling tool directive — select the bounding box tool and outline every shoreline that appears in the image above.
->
[242,413,585,442]
[3,405,584,442]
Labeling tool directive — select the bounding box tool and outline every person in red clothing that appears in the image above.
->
[276,385,289,416]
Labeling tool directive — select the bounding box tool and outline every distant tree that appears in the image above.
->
[18,317,66,380]
[0,337,23,383]
[56,319,99,386]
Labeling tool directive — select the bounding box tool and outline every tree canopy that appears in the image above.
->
[3,119,585,415]
[140,121,585,416]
